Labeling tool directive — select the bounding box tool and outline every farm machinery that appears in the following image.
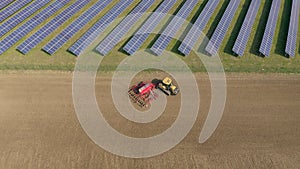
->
[128,77,179,107]
[156,77,180,96]
[128,81,158,107]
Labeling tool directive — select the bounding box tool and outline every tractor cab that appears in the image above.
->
[162,77,172,86]
[158,77,180,96]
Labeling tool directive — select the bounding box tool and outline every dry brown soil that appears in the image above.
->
[0,71,299,169]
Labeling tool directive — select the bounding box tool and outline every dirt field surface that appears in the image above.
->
[0,71,299,169]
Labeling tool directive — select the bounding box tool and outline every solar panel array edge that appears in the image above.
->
[259,0,281,57]
[123,0,177,55]
[285,0,300,57]
[178,0,221,56]
[205,0,241,56]
[0,0,32,22]
[232,0,261,56]
[96,0,155,56]
[0,0,297,58]
[43,0,112,55]
[68,0,134,56]
[17,0,89,55]
[0,0,14,10]
[150,0,199,56]
[0,0,51,37]
[0,0,70,55]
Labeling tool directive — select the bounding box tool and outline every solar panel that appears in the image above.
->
[0,0,51,37]
[259,0,281,57]
[17,0,89,55]
[233,0,261,56]
[43,0,112,55]
[179,0,220,56]
[123,0,177,55]
[0,0,31,22]
[0,0,70,55]
[68,0,134,56]
[0,0,14,10]
[150,0,198,56]
[285,0,299,57]
[205,0,241,56]
[96,0,155,56]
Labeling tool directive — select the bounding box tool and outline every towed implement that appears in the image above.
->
[128,77,179,108]
[128,81,158,107]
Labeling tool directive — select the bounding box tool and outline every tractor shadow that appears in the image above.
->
[151,78,162,86]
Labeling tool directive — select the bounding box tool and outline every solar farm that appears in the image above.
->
[0,0,298,72]
[1,1,300,168]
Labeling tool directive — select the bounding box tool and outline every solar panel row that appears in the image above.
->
[150,0,199,56]
[96,0,155,56]
[0,0,51,37]
[123,0,177,55]
[232,0,261,56]
[205,0,241,56]
[17,0,89,55]
[43,0,112,55]
[0,0,297,58]
[0,0,14,10]
[68,0,134,56]
[0,0,70,55]
[259,0,281,57]
[285,0,299,57]
[0,0,31,22]
[179,0,220,56]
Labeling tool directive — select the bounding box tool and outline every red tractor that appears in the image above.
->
[128,81,158,107]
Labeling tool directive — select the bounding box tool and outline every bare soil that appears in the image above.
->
[0,72,299,169]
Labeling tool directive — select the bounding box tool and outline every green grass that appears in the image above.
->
[0,0,299,73]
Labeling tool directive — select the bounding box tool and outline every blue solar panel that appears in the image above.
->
[123,0,177,55]
[0,0,31,22]
[205,0,241,56]
[259,0,281,57]
[179,0,220,56]
[43,0,112,55]
[0,0,70,55]
[96,0,155,56]
[0,0,13,10]
[0,0,51,37]
[17,0,89,55]
[233,0,261,56]
[150,0,198,56]
[285,0,299,57]
[68,0,134,56]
